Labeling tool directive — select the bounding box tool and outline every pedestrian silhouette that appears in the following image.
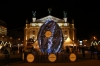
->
[3,44,10,65]
[90,45,95,59]
[82,46,85,57]
[97,44,100,59]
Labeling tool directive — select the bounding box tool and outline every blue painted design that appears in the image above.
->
[37,20,64,53]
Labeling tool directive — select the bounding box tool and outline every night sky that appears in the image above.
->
[0,0,100,39]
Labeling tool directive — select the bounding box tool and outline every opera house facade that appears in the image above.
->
[24,10,77,53]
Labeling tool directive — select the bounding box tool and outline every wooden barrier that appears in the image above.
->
[22,52,77,63]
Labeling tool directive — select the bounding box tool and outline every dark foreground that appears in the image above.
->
[1,60,100,66]
[0,53,100,66]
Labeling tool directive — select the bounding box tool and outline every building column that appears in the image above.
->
[23,28,27,50]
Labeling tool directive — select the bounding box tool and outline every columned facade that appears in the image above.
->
[24,11,77,50]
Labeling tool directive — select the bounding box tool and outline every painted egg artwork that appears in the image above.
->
[37,20,64,53]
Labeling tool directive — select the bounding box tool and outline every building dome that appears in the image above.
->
[0,20,7,36]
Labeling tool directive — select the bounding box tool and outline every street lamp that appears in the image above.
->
[2,36,4,41]
[93,36,97,40]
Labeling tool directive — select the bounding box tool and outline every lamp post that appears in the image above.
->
[91,36,97,46]
[17,38,20,54]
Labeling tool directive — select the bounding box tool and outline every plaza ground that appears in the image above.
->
[10,60,100,66]
[0,52,100,66]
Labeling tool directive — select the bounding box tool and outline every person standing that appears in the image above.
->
[90,45,95,59]
[66,46,70,53]
[3,44,10,65]
[97,44,100,59]
[82,46,85,57]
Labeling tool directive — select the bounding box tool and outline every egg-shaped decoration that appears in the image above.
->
[37,20,64,53]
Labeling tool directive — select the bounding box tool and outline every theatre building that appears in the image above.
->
[23,10,77,52]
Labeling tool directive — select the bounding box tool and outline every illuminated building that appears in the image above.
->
[0,20,12,49]
[0,20,7,41]
[24,9,77,52]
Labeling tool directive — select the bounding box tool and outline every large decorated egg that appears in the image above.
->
[37,20,64,53]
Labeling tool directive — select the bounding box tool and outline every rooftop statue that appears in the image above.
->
[32,11,36,17]
[48,8,52,15]
[63,11,67,18]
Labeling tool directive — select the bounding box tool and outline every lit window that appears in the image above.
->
[64,23,67,26]
[32,23,36,26]
[79,41,82,45]
[38,23,42,26]
[84,45,86,46]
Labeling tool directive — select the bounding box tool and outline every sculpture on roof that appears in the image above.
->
[63,11,67,18]
[48,8,52,15]
[32,11,36,17]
